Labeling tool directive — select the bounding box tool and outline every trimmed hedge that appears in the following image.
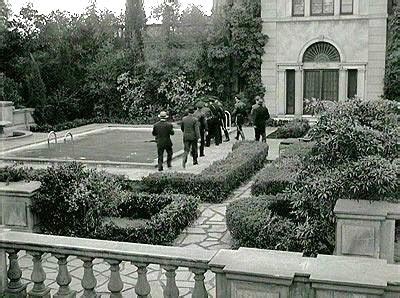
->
[226,195,298,251]
[251,142,312,196]
[251,163,296,196]
[96,193,199,245]
[268,119,310,139]
[142,142,269,202]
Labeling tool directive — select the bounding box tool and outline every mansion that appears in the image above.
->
[214,0,394,116]
[261,0,389,116]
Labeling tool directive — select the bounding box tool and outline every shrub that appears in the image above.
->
[142,142,269,202]
[226,195,298,251]
[271,119,310,139]
[265,118,290,127]
[279,142,314,160]
[251,163,296,196]
[309,99,399,166]
[31,163,124,237]
[0,166,43,183]
[96,194,199,245]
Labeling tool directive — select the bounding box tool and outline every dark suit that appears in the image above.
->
[193,109,207,157]
[181,114,200,166]
[152,120,174,171]
[251,104,270,142]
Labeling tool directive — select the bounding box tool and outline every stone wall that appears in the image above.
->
[0,101,35,130]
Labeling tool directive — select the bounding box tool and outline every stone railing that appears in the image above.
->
[334,199,400,264]
[0,229,399,297]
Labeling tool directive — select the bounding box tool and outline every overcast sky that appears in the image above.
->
[9,0,213,17]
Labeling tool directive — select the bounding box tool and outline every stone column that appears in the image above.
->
[338,67,347,101]
[357,67,366,99]
[334,0,341,15]
[304,0,311,16]
[334,199,400,264]
[277,69,286,115]
[295,67,303,115]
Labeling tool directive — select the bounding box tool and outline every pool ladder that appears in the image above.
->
[47,131,57,150]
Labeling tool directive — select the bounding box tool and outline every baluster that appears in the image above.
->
[190,268,207,298]
[53,254,76,298]
[27,251,50,298]
[5,249,27,297]
[79,257,97,298]
[133,262,150,298]
[105,259,123,298]
[162,265,179,298]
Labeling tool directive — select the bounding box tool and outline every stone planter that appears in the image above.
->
[0,181,41,232]
[334,199,400,264]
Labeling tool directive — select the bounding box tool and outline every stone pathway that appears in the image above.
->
[13,127,280,297]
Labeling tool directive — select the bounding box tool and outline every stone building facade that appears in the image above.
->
[261,0,388,116]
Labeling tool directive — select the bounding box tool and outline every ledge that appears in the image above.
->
[0,181,41,197]
[334,199,400,220]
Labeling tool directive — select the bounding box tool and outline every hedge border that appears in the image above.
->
[142,141,269,203]
[96,193,199,245]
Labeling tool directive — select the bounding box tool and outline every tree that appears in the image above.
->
[206,0,268,108]
[26,53,46,107]
[125,0,146,65]
[384,6,400,102]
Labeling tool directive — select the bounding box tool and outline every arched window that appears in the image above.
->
[303,42,340,63]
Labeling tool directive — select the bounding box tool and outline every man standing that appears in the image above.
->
[251,96,270,142]
[181,106,200,169]
[193,101,207,157]
[152,111,174,171]
[215,100,230,142]
[233,96,247,140]
[209,100,222,145]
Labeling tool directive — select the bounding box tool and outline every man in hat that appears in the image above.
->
[152,111,174,171]
[215,99,230,142]
[207,99,222,146]
[193,101,208,157]
[181,106,200,168]
[251,96,270,142]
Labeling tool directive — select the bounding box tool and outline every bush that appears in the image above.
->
[142,142,269,202]
[265,118,290,127]
[96,193,199,245]
[270,119,310,139]
[279,142,314,160]
[251,163,296,196]
[226,195,298,251]
[0,166,43,183]
[31,163,125,237]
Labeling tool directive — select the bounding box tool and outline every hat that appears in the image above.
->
[196,101,205,108]
[158,111,168,119]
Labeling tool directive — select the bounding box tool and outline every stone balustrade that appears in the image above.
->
[334,199,400,264]
[1,229,399,297]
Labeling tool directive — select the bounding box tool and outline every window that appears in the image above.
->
[341,0,353,14]
[293,0,305,16]
[347,69,358,98]
[286,70,295,114]
[311,0,334,15]
[303,42,340,63]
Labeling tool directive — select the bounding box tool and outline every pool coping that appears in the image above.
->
[0,124,187,169]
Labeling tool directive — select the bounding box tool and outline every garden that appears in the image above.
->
[227,98,399,255]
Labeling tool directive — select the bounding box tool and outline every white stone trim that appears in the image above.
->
[298,38,345,63]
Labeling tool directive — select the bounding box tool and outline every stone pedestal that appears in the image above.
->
[0,101,14,123]
[334,199,400,264]
[209,247,400,297]
[0,181,41,232]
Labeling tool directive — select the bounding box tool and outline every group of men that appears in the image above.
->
[152,96,270,171]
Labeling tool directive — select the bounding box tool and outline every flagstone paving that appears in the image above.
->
[13,126,281,297]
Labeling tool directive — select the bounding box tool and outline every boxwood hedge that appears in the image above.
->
[96,193,199,245]
[226,195,298,251]
[142,142,269,203]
